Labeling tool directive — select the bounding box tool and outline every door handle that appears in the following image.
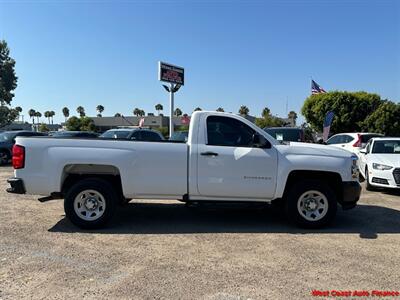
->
[201,151,219,156]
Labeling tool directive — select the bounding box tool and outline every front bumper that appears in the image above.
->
[7,178,26,194]
[340,181,361,210]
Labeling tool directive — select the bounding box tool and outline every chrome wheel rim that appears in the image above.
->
[297,190,328,222]
[73,189,106,221]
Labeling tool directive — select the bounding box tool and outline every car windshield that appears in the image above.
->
[100,130,131,139]
[264,128,301,142]
[372,140,400,154]
[0,132,16,141]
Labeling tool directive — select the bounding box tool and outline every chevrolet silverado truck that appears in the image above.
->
[7,111,361,229]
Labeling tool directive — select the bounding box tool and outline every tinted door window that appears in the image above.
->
[130,131,141,140]
[141,131,162,141]
[207,116,256,147]
[327,135,343,145]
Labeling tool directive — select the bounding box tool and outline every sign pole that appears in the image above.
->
[169,83,175,137]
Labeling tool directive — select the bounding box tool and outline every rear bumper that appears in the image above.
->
[340,181,361,210]
[7,178,26,194]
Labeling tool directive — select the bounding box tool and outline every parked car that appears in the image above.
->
[99,128,164,141]
[326,133,383,157]
[0,131,47,165]
[7,111,361,229]
[50,131,99,138]
[264,127,314,143]
[169,131,188,142]
[358,137,400,190]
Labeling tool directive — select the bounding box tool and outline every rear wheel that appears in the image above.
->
[285,180,337,228]
[64,178,117,229]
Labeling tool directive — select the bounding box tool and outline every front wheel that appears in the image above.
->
[285,180,337,228]
[64,178,118,229]
[365,167,376,191]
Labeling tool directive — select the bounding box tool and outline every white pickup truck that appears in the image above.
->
[7,111,361,229]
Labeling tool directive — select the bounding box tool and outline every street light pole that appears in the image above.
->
[169,83,175,137]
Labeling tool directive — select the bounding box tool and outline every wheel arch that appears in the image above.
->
[60,164,124,201]
[283,170,342,201]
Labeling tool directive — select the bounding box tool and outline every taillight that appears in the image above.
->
[352,134,361,147]
[12,145,25,169]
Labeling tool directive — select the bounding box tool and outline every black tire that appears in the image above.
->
[0,150,10,165]
[285,179,337,229]
[64,178,117,229]
[365,167,375,191]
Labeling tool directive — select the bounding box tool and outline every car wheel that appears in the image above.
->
[365,167,375,191]
[0,150,10,165]
[64,178,117,229]
[285,180,337,228]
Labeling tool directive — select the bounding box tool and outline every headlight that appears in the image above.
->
[372,163,393,170]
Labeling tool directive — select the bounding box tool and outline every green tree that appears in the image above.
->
[301,91,382,133]
[28,109,36,124]
[76,106,85,117]
[62,107,70,122]
[255,115,284,129]
[174,108,183,116]
[96,105,104,116]
[15,106,22,121]
[34,111,42,124]
[155,103,163,115]
[50,111,55,124]
[114,113,121,117]
[139,110,145,117]
[362,101,400,136]
[238,105,249,115]
[38,123,49,132]
[65,116,81,131]
[80,116,95,131]
[44,111,51,124]
[216,107,224,112]
[194,107,202,112]
[262,107,271,118]
[0,40,18,127]
[133,108,141,116]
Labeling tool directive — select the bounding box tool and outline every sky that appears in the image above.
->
[0,0,399,124]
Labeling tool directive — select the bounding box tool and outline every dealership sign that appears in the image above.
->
[158,61,184,85]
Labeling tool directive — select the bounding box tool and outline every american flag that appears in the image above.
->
[323,111,335,142]
[311,80,326,94]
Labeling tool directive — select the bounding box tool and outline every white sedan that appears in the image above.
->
[359,138,400,190]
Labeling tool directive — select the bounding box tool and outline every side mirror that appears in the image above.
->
[360,149,367,154]
[252,133,271,149]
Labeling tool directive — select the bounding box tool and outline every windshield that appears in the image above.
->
[0,132,16,141]
[170,131,188,142]
[264,128,301,142]
[372,140,400,154]
[100,130,131,139]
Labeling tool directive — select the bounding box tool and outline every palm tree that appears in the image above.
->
[114,113,122,117]
[133,108,141,116]
[238,105,249,116]
[50,111,55,124]
[155,104,163,115]
[97,113,102,117]
[96,105,104,116]
[174,108,183,116]
[34,111,42,124]
[262,107,271,118]
[62,107,70,122]
[216,107,224,112]
[44,111,50,124]
[139,110,145,117]
[288,111,297,120]
[28,109,36,124]
[194,107,202,112]
[76,106,85,117]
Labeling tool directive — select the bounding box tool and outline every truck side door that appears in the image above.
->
[197,115,277,199]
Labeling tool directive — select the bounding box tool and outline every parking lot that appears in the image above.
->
[0,166,399,299]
